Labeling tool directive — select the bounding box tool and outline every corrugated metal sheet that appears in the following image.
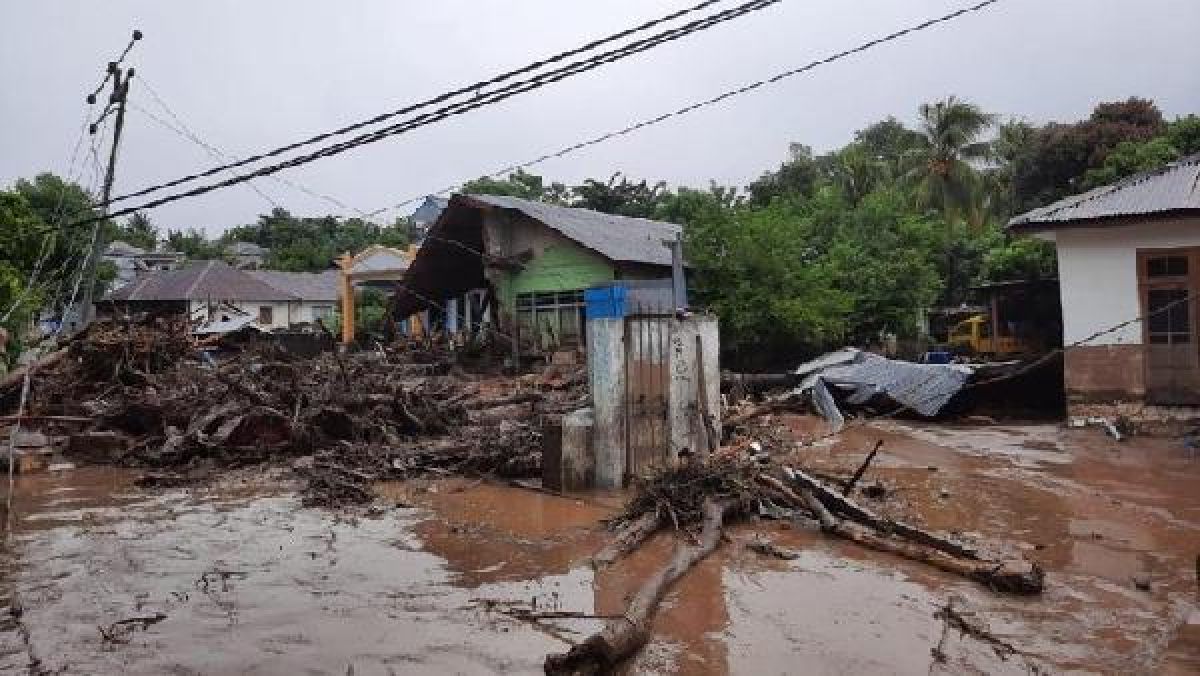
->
[1009,153,1200,229]
[248,270,339,301]
[106,260,297,302]
[464,194,682,265]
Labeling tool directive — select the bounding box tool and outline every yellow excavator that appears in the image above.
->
[946,314,1034,357]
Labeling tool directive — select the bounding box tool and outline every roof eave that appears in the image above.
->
[1007,207,1200,234]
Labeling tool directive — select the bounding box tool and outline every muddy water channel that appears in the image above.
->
[1,419,1198,674]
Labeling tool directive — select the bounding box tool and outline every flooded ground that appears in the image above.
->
[1,417,1197,674]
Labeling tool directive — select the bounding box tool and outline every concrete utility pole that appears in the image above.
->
[78,29,142,327]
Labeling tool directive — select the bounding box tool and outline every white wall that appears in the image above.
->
[1052,216,1200,345]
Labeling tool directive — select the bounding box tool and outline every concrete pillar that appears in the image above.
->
[668,316,721,461]
[446,298,458,333]
[587,318,626,489]
[543,408,595,492]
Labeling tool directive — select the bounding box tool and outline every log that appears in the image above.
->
[784,466,979,560]
[592,510,663,568]
[829,516,1042,595]
[546,498,738,675]
[464,392,542,410]
[792,483,1043,595]
[0,414,94,424]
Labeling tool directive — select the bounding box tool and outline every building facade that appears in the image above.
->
[1009,153,1200,420]
[394,194,682,355]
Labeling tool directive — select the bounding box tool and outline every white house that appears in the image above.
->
[1008,153,1200,420]
[104,260,338,332]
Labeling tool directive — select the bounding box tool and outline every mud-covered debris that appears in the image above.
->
[3,316,581,507]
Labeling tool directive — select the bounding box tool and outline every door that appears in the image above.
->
[624,314,669,478]
[1140,250,1200,404]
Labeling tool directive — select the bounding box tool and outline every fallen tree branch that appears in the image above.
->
[546,498,738,674]
[592,510,663,568]
[464,392,542,410]
[792,483,1042,595]
[784,467,979,560]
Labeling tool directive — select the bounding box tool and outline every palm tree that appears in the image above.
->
[905,97,996,219]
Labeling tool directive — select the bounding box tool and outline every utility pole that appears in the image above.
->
[77,29,142,328]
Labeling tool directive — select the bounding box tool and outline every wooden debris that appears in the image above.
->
[545,498,738,675]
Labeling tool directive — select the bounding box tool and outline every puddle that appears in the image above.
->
[2,417,1199,675]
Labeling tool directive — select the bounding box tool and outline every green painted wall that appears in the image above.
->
[495,240,615,309]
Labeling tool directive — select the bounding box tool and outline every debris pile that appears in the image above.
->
[552,452,1044,674]
[3,318,585,506]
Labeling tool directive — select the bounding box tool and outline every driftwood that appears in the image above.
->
[0,414,93,424]
[787,477,1042,595]
[464,392,542,410]
[592,510,663,567]
[784,467,979,560]
[545,498,738,675]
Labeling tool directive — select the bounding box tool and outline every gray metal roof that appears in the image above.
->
[1009,153,1200,230]
[463,194,682,265]
[106,260,297,302]
[248,270,340,302]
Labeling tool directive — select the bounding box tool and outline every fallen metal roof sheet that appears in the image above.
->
[1008,153,1200,230]
[463,194,682,266]
[794,348,971,431]
[106,260,297,302]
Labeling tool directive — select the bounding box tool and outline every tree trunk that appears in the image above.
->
[546,498,738,675]
[592,510,663,568]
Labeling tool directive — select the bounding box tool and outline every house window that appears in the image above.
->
[515,290,585,351]
[1146,255,1188,278]
[312,305,334,321]
[1146,288,1190,344]
[258,306,274,325]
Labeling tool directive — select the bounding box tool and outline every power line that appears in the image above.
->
[373,0,1003,217]
[78,0,782,222]
[132,74,376,219]
[128,100,282,210]
[100,0,731,208]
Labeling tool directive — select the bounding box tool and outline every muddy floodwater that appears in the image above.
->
[2,418,1198,674]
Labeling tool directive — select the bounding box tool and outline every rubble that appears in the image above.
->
[1,317,584,506]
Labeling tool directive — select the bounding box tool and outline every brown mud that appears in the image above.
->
[1,417,1198,674]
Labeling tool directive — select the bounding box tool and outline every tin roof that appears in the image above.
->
[106,260,297,302]
[248,270,340,302]
[463,194,682,265]
[1008,153,1200,231]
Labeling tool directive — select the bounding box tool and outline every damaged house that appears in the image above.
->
[1009,152,1200,421]
[105,259,339,331]
[393,194,682,354]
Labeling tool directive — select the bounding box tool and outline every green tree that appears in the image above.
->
[461,169,568,203]
[113,212,159,250]
[903,96,996,218]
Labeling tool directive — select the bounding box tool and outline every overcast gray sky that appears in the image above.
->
[2,0,1198,235]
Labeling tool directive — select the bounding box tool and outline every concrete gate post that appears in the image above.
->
[668,316,721,461]
[587,317,626,488]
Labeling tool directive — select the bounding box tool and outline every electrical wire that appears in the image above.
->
[78,0,782,222]
[132,74,376,218]
[101,0,731,207]
[372,0,1003,217]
